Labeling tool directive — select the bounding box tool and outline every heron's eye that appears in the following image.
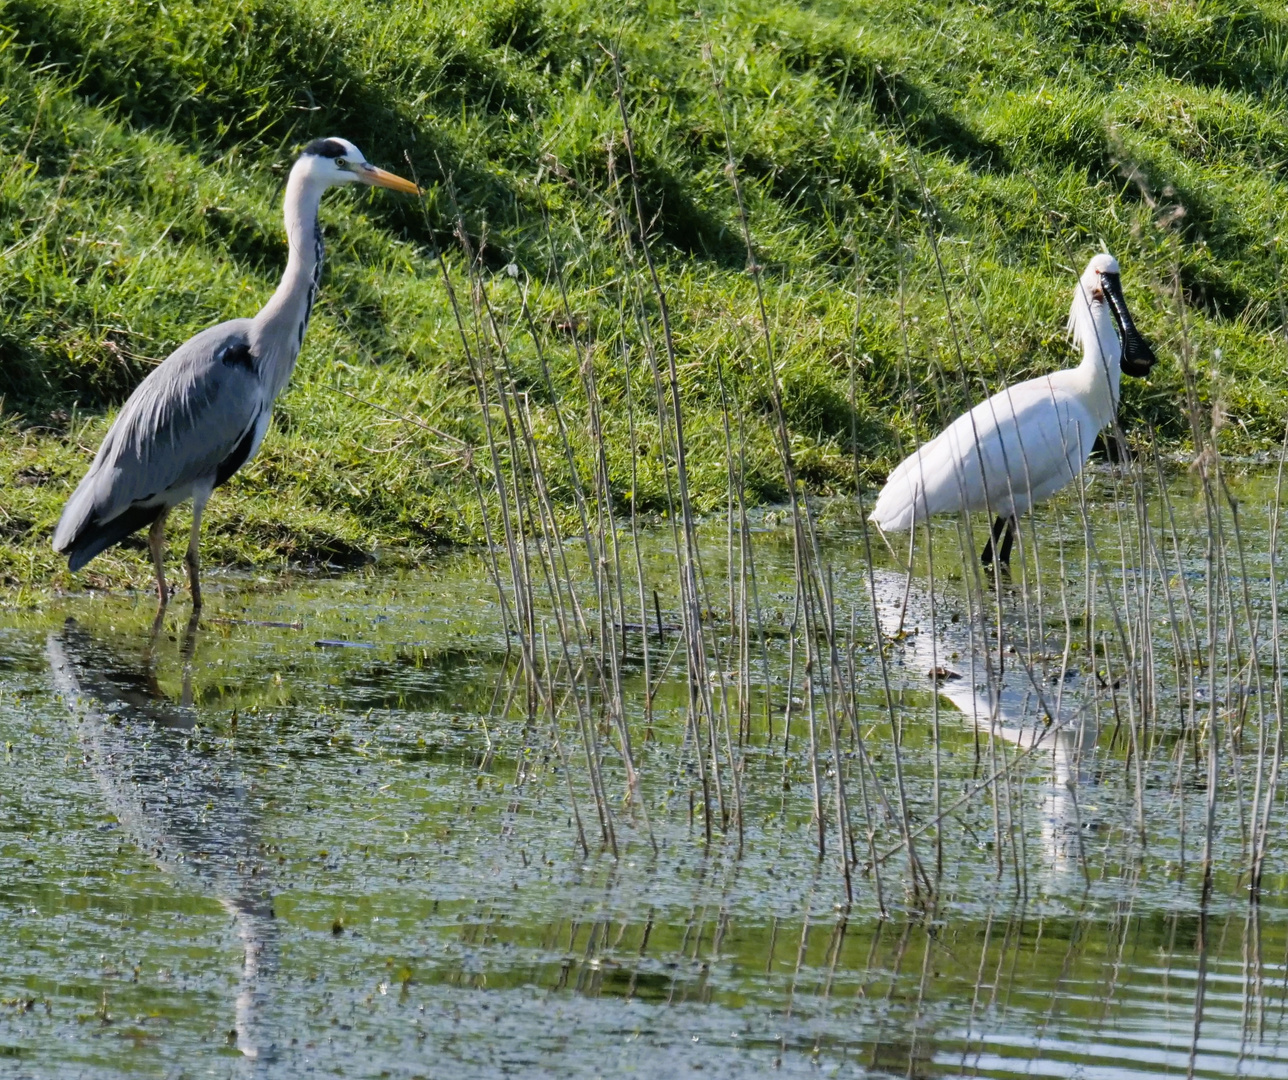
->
[336,158,348,168]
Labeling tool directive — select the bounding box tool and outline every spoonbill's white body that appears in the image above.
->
[869,254,1157,565]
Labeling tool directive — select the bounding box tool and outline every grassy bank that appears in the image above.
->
[1,0,1286,592]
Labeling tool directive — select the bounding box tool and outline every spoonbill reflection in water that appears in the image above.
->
[870,568,1101,871]
[869,254,1157,567]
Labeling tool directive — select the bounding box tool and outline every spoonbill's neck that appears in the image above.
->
[1068,283,1122,425]
[252,166,328,399]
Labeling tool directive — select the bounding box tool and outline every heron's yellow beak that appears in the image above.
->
[358,163,421,195]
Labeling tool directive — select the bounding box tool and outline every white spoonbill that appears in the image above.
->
[869,253,1157,566]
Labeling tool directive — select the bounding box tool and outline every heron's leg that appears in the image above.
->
[186,493,208,611]
[998,516,1017,567]
[148,508,171,606]
[981,515,1008,567]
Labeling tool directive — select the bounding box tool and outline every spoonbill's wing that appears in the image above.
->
[871,376,1100,529]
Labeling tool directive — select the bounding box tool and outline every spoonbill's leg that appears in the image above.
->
[981,515,1009,567]
[998,516,1017,566]
[148,508,172,607]
[186,492,209,611]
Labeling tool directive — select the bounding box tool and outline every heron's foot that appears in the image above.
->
[181,610,201,657]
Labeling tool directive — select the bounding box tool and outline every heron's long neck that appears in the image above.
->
[252,168,326,400]
[1070,289,1123,427]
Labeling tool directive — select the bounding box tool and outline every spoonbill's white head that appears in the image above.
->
[1069,253,1156,377]
[293,138,420,194]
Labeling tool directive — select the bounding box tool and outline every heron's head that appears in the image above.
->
[296,138,420,195]
[1074,252,1156,377]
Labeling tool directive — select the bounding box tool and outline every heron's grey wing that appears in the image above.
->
[54,319,264,557]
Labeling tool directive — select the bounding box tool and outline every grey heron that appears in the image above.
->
[53,138,418,607]
[868,253,1157,567]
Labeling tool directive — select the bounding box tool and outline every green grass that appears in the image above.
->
[2,0,1287,592]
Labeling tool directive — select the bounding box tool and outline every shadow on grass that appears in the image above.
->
[1001,0,1284,98]
[4,0,523,246]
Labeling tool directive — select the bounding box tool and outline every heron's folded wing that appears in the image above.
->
[55,321,261,545]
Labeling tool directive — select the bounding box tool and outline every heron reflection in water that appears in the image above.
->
[47,618,276,1063]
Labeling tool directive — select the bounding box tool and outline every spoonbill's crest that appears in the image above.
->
[869,253,1158,567]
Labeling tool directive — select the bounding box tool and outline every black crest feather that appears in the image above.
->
[302,138,347,159]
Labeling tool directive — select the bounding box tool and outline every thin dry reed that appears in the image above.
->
[367,43,1288,920]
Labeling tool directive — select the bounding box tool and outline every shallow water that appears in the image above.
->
[4,465,1288,1078]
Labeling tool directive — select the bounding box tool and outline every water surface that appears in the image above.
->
[3,465,1288,1077]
